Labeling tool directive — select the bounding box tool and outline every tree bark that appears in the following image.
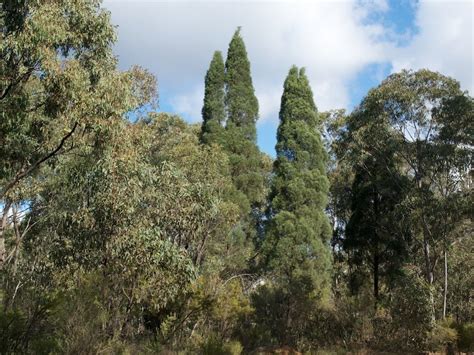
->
[0,200,12,270]
[373,252,379,302]
[443,249,448,319]
[373,187,380,305]
[423,233,436,323]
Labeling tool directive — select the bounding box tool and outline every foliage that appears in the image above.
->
[344,154,410,300]
[222,28,270,216]
[201,51,226,145]
[199,29,271,274]
[260,66,332,347]
[382,266,434,352]
[457,322,474,352]
[225,27,259,141]
[426,318,458,352]
[1,1,472,352]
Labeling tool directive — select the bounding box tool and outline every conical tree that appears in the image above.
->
[222,28,267,212]
[198,29,269,267]
[200,51,225,145]
[261,66,332,345]
[225,27,259,141]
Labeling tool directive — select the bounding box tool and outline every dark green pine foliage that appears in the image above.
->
[262,67,332,344]
[200,51,225,145]
[344,155,409,302]
[225,27,259,141]
[222,28,267,212]
[199,29,268,271]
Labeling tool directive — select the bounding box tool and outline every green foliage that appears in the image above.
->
[0,0,156,201]
[225,27,259,141]
[426,318,458,352]
[383,266,435,352]
[457,322,474,352]
[259,66,332,347]
[1,1,472,351]
[2,111,244,351]
[199,28,271,280]
[143,114,241,269]
[448,235,474,324]
[201,334,243,355]
[306,288,376,350]
[344,155,409,299]
[201,51,226,145]
[334,69,473,333]
[222,29,269,218]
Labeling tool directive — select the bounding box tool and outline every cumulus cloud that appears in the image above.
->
[390,0,473,94]
[103,0,472,129]
[170,85,204,123]
[104,0,391,122]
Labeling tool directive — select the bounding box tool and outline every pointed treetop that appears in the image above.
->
[200,50,225,144]
[279,66,317,124]
[225,27,259,141]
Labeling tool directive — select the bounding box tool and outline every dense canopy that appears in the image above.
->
[1,1,472,353]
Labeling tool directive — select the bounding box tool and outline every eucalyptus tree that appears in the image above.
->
[0,0,156,269]
[343,69,473,320]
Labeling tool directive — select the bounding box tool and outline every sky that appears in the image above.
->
[103,0,473,156]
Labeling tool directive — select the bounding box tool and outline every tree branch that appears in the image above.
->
[0,122,79,200]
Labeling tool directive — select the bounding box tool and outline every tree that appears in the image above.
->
[343,69,473,321]
[200,51,225,145]
[222,28,268,211]
[199,28,271,257]
[225,27,259,141]
[261,66,332,345]
[0,0,156,269]
[344,155,409,302]
[144,113,241,269]
[2,113,243,352]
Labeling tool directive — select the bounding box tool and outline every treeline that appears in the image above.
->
[0,1,472,354]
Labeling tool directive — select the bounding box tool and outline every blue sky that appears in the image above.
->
[104,0,473,156]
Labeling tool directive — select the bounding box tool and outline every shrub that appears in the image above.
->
[457,322,474,352]
[426,319,458,352]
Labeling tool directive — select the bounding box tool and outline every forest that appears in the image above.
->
[0,1,472,354]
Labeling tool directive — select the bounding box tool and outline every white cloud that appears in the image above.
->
[390,0,473,94]
[104,0,390,123]
[256,85,283,124]
[103,0,472,127]
[170,85,204,123]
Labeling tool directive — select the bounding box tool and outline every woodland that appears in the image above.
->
[0,1,472,354]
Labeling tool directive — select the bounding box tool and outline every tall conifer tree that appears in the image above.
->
[225,27,259,141]
[199,28,269,260]
[222,28,267,213]
[262,66,332,344]
[200,51,225,145]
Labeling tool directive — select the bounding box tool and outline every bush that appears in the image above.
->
[426,319,458,352]
[457,322,474,352]
[201,334,242,355]
[378,266,434,352]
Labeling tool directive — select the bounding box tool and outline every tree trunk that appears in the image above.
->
[373,187,380,305]
[423,232,436,323]
[0,200,12,270]
[373,252,379,303]
[443,249,448,319]
[12,204,22,275]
